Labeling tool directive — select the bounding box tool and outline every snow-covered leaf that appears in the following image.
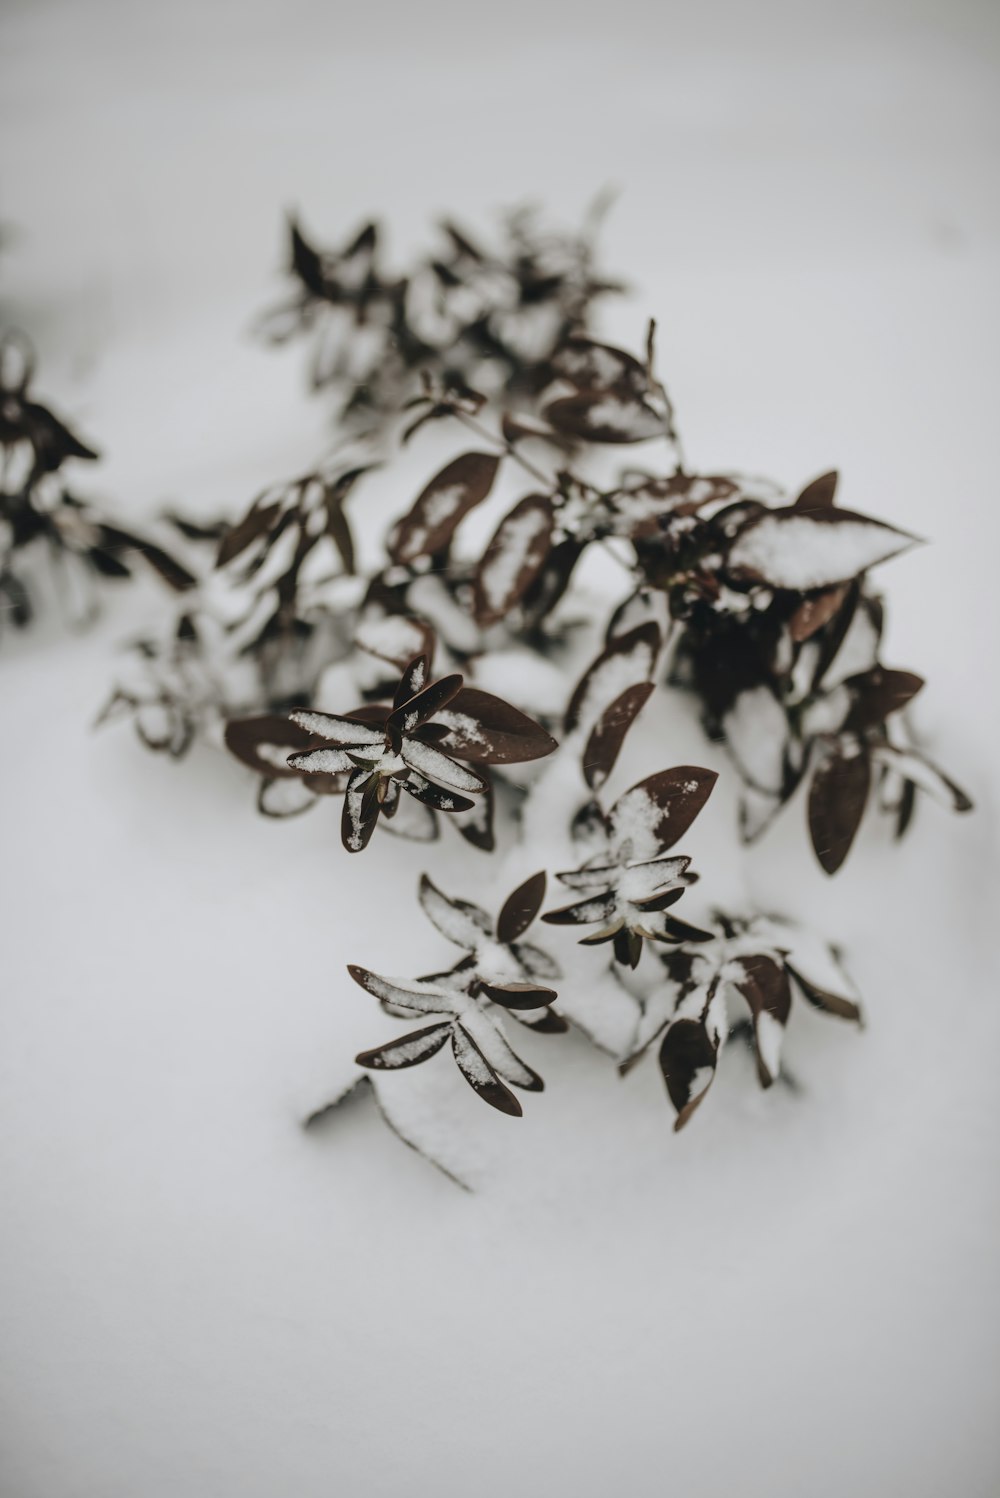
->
[726,506,918,589]
[436,687,558,764]
[451,1026,523,1116]
[356,1023,453,1071]
[608,766,718,860]
[582,681,655,791]
[472,493,554,627]
[418,875,493,949]
[389,451,502,564]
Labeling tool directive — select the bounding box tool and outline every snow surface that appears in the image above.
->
[1,3,999,1497]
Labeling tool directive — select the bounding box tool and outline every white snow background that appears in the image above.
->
[1,1,999,1494]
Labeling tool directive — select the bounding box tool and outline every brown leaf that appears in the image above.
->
[356,1023,453,1072]
[389,452,501,565]
[793,470,839,513]
[479,981,557,1011]
[544,391,668,444]
[224,714,321,778]
[496,872,547,944]
[726,506,919,590]
[788,584,849,643]
[436,687,558,764]
[549,337,649,397]
[785,962,862,1024]
[659,1017,719,1131]
[842,667,925,732]
[451,1026,523,1116]
[565,621,661,734]
[732,954,792,1087]
[808,748,872,874]
[216,498,282,567]
[608,766,718,856]
[582,681,655,790]
[472,494,554,626]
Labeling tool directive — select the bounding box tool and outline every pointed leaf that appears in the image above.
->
[436,688,558,764]
[418,875,492,948]
[496,872,547,944]
[609,766,718,859]
[390,671,463,732]
[225,714,321,778]
[347,966,455,1016]
[480,981,557,1011]
[400,738,488,794]
[582,681,655,790]
[808,748,872,874]
[565,622,660,735]
[659,1016,720,1131]
[403,776,476,815]
[726,506,919,590]
[785,961,862,1023]
[472,493,555,627]
[356,1023,453,1072]
[544,391,668,444]
[389,452,501,565]
[732,954,792,1087]
[793,470,839,512]
[342,768,380,852]
[451,1026,523,1115]
[842,667,924,732]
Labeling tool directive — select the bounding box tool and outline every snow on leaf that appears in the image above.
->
[418,875,493,949]
[356,1023,453,1071]
[347,965,456,1016]
[472,493,554,627]
[544,391,668,444]
[608,767,718,860]
[389,452,502,564]
[257,776,320,818]
[390,670,463,732]
[732,954,792,1088]
[289,710,384,746]
[460,1008,543,1090]
[436,687,558,764]
[451,1026,523,1115]
[400,737,488,794]
[564,622,661,735]
[726,507,918,590]
[225,714,322,777]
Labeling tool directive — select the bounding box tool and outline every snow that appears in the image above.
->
[2,4,999,1497]
[478,503,550,612]
[726,512,916,589]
